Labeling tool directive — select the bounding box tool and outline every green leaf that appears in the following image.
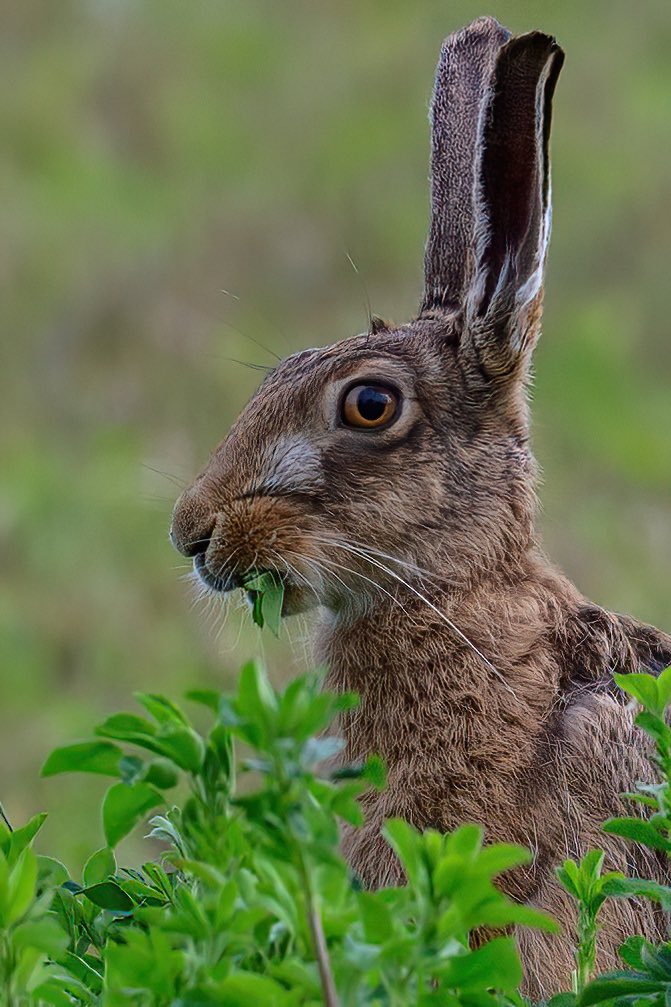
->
[635,710,671,748]
[383,819,426,891]
[142,758,179,789]
[95,713,161,754]
[60,951,104,993]
[83,847,116,887]
[102,782,164,848]
[238,659,278,722]
[363,754,387,790]
[261,580,284,637]
[251,589,264,628]
[153,727,205,773]
[656,666,671,709]
[12,918,69,958]
[217,971,289,1005]
[602,875,671,910]
[613,672,660,712]
[477,843,531,877]
[579,976,663,1006]
[440,935,522,991]
[358,891,395,942]
[134,693,189,728]
[41,740,123,778]
[81,880,134,912]
[8,812,48,866]
[603,816,671,851]
[245,572,285,636]
[37,856,69,888]
[185,689,221,712]
[618,934,649,970]
[7,846,38,925]
[548,995,578,1007]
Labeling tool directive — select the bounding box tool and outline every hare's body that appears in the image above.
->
[171,16,671,995]
[321,565,670,997]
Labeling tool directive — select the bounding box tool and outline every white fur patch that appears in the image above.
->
[253,435,323,496]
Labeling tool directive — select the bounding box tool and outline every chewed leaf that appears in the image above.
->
[244,572,285,636]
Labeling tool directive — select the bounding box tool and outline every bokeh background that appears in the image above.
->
[2,0,670,870]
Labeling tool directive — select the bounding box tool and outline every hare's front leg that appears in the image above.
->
[339,790,410,889]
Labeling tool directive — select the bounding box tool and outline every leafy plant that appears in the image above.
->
[556,851,623,994]
[0,660,564,1005]
[552,668,671,1007]
[7,663,671,1004]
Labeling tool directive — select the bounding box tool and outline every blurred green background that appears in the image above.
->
[1,0,670,870]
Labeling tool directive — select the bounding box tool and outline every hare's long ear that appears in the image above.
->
[466,31,564,375]
[421,17,511,313]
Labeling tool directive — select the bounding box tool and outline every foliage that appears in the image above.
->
[1,660,561,1005]
[553,668,671,1006]
[243,572,285,636]
[6,663,671,1003]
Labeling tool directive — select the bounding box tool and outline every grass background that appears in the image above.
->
[1,0,670,870]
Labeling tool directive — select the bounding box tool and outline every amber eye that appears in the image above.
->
[341,384,400,429]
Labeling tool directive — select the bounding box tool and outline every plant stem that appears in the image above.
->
[296,847,339,1007]
[574,908,597,994]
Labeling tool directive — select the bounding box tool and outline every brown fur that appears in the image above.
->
[170,17,671,997]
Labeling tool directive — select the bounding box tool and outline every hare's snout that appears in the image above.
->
[171,482,323,612]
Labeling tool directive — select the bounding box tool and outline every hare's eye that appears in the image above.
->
[341,384,399,429]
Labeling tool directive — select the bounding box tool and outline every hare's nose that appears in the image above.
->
[170,490,216,558]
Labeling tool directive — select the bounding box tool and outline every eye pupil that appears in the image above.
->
[341,383,399,429]
[357,387,388,421]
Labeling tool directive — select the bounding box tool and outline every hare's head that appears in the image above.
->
[171,17,563,617]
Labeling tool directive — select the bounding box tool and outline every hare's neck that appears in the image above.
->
[317,555,580,772]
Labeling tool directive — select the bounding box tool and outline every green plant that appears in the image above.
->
[243,572,285,636]
[0,661,559,1005]
[555,851,618,995]
[553,669,671,1007]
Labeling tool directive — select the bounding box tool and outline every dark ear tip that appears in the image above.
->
[502,29,565,64]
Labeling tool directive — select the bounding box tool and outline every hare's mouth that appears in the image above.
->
[193,552,316,617]
[193,553,239,594]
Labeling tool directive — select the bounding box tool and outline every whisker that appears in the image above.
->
[223,357,275,373]
[142,464,187,490]
[300,551,424,629]
[220,288,291,354]
[311,537,514,696]
[270,548,323,610]
[344,250,373,335]
[308,532,445,584]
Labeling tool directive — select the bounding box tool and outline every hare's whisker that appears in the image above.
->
[307,532,443,583]
[301,551,425,630]
[317,539,514,696]
[344,250,373,335]
[220,287,291,353]
[142,463,187,489]
[275,549,327,609]
[283,549,352,605]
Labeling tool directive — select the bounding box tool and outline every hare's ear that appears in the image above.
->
[466,31,564,374]
[421,17,512,314]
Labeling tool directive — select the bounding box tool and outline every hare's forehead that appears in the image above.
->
[266,327,444,392]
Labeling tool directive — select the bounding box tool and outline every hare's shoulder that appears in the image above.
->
[552,606,671,778]
[562,604,671,694]
[547,605,671,761]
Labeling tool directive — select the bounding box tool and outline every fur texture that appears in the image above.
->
[170,17,671,997]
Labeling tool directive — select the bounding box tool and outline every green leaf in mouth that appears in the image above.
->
[244,571,285,636]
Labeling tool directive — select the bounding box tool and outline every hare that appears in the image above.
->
[170,16,671,997]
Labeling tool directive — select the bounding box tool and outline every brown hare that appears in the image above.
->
[171,16,671,996]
